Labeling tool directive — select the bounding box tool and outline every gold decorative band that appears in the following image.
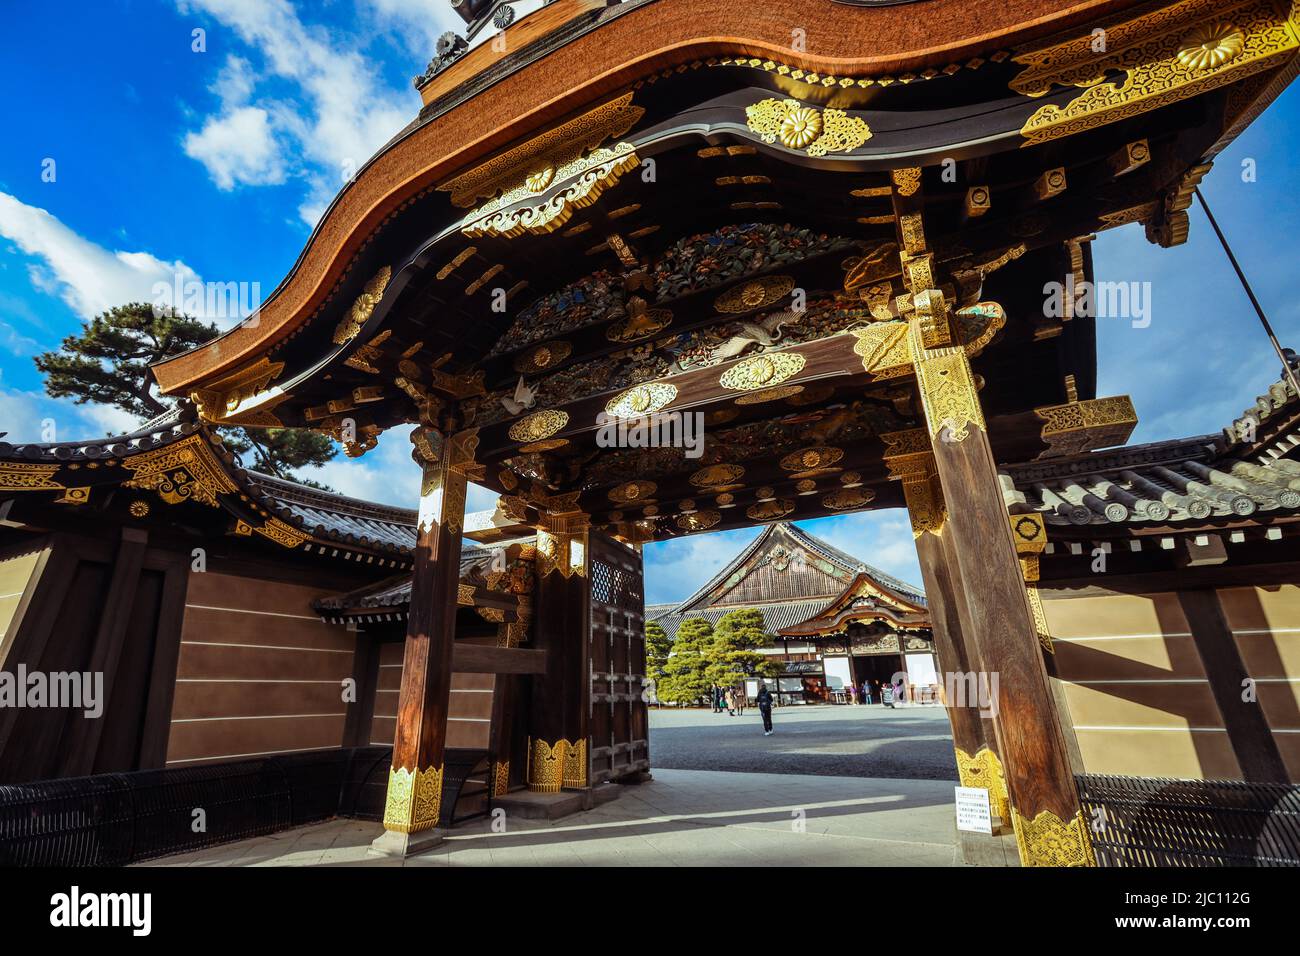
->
[563,737,589,789]
[528,738,567,793]
[493,760,511,797]
[911,335,987,442]
[1011,807,1097,867]
[383,764,444,834]
[527,737,589,792]
[955,746,1010,823]
[1026,585,1055,654]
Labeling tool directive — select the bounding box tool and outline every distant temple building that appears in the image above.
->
[647,522,932,703]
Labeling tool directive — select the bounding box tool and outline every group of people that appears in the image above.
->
[847,678,907,708]
[709,676,914,737]
[711,682,777,735]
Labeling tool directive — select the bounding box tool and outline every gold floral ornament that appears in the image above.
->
[383,765,444,834]
[781,106,823,149]
[823,487,876,511]
[715,275,796,314]
[747,498,795,521]
[461,144,640,239]
[745,98,871,156]
[332,266,392,345]
[780,446,844,472]
[508,409,569,443]
[609,480,656,503]
[719,352,806,390]
[606,305,672,343]
[1177,22,1245,71]
[525,165,556,193]
[690,463,745,488]
[513,340,571,374]
[677,510,721,531]
[604,383,678,419]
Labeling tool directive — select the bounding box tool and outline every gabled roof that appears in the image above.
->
[647,521,925,639]
[777,571,930,638]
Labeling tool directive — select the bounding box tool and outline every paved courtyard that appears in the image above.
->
[146,768,960,867]
[649,702,959,780]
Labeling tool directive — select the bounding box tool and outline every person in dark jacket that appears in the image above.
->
[756,682,775,735]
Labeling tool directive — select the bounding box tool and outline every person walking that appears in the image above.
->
[735,687,746,717]
[861,681,872,705]
[847,683,857,705]
[756,682,774,735]
[725,687,736,716]
[881,681,895,709]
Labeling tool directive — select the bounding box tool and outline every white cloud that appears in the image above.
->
[177,0,415,226]
[183,105,287,190]
[643,527,762,606]
[0,320,40,356]
[0,192,202,318]
[0,386,138,442]
[360,0,462,62]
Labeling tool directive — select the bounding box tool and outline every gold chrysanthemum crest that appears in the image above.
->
[1177,22,1245,71]
[719,352,806,391]
[604,383,678,419]
[508,409,569,443]
[745,98,871,156]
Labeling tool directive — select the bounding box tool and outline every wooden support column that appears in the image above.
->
[62,527,148,777]
[526,494,591,793]
[883,432,1011,853]
[490,602,532,795]
[888,190,1093,865]
[908,323,1092,865]
[371,421,477,857]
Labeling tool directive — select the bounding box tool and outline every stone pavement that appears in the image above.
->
[144,768,961,867]
[650,702,959,780]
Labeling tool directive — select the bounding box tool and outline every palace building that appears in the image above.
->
[4,0,1300,867]
[647,522,933,703]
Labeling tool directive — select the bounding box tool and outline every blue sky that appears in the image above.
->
[2,1,1297,605]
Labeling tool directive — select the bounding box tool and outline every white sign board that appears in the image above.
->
[955,786,993,834]
[824,656,853,691]
[904,652,938,685]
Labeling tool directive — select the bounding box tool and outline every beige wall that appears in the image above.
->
[0,548,43,664]
[1218,585,1300,782]
[1043,590,1241,780]
[370,639,496,751]
[166,571,356,765]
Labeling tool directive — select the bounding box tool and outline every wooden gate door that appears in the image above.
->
[587,530,649,784]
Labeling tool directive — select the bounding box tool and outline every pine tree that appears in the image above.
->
[704,607,783,687]
[644,621,671,680]
[35,302,337,485]
[656,617,714,705]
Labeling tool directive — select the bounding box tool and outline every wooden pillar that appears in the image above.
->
[526,495,590,793]
[490,602,531,795]
[884,435,1010,839]
[907,320,1092,864]
[371,423,476,856]
[887,191,1092,865]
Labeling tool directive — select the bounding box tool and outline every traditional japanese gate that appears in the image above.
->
[588,530,650,785]
[146,0,1300,863]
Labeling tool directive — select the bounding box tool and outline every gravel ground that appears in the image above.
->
[648,703,958,781]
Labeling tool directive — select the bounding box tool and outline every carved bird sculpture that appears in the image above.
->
[500,376,537,416]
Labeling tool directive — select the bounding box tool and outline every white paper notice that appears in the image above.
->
[954,786,993,834]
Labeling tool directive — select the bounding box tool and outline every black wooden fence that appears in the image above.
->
[0,746,394,867]
[1077,773,1300,866]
